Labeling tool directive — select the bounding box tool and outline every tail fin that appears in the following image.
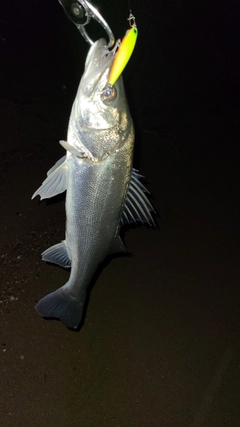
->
[35,287,85,330]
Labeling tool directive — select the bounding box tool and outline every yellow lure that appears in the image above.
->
[108,26,138,86]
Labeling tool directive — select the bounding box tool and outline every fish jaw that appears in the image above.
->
[68,39,133,162]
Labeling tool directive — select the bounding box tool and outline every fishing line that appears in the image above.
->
[127,0,132,16]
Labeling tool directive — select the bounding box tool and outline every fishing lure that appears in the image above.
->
[108,16,138,86]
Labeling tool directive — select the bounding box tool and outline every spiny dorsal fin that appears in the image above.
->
[121,169,155,226]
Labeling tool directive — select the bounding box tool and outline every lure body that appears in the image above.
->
[108,26,138,86]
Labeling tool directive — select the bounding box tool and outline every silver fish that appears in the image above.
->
[32,38,154,329]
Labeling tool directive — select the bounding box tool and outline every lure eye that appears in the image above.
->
[101,84,117,103]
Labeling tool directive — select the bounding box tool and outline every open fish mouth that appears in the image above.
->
[81,38,116,92]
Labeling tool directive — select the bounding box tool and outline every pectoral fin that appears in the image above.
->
[121,169,155,225]
[59,140,87,158]
[32,155,67,200]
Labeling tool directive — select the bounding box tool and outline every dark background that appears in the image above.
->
[0,1,240,426]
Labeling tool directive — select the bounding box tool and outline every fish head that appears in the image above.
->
[69,38,134,161]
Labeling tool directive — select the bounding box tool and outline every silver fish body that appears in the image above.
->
[32,39,154,329]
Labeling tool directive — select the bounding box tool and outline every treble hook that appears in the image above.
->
[59,0,115,48]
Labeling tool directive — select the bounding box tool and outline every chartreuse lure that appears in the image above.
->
[108,25,138,86]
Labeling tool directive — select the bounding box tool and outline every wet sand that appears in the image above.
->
[1,1,240,426]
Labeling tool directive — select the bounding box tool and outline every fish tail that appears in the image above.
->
[35,287,85,330]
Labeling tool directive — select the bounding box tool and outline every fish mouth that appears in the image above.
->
[85,38,111,69]
[70,38,124,162]
[81,38,115,91]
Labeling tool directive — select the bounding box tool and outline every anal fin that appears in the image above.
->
[42,241,71,268]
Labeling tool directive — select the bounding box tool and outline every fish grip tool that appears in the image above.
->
[58,0,115,47]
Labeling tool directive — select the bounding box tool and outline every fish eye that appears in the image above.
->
[101,85,117,103]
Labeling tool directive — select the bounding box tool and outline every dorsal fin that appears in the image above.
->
[121,169,155,226]
[110,235,128,253]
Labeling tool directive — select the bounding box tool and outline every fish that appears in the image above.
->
[32,38,155,330]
